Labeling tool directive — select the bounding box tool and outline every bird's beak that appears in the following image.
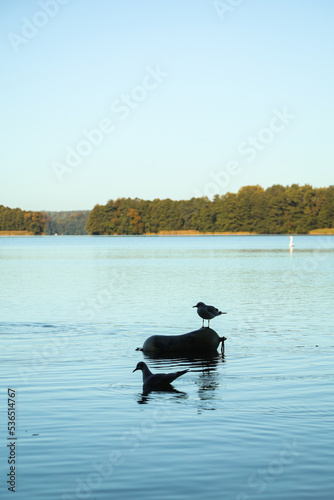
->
[222,312,227,314]
[192,305,196,308]
[133,367,138,372]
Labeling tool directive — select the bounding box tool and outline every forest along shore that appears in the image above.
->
[1,184,333,235]
[1,229,334,236]
[86,185,333,235]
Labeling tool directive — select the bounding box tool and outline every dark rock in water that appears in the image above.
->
[140,327,226,355]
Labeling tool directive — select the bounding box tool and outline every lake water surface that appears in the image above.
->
[1,235,333,499]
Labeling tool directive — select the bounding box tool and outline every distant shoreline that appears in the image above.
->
[308,228,334,235]
[1,229,334,236]
[0,230,32,236]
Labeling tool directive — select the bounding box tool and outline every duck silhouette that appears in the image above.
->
[133,362,188,392]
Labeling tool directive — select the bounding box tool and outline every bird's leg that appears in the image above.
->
[202,319,204,328]
[208,319,210,328]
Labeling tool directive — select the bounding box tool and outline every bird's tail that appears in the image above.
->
[177,369,189,377]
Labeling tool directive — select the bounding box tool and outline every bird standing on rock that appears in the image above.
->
[193,301,227,327]
[133,361,188,392]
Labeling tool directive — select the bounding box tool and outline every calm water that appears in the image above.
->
[0,235,333,499]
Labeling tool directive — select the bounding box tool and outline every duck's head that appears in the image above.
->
[133,361,147,373]
[193,302,205,308]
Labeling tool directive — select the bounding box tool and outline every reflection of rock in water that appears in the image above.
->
[143,352,224,367]
[191,356,224,412]
[197,370,220,397]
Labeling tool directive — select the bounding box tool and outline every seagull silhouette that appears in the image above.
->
[133,362,188,392]
[193,301,227,327]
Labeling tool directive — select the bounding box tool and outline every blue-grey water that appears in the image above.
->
[0,235,333,500]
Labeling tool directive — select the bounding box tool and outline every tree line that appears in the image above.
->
[0,205,46,234]
[86,184,334,235]
[0,207,90,235]
[1,184,333,235]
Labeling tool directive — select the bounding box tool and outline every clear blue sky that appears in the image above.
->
[1,0,333,211]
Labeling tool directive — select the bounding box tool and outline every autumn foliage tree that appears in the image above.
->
[86,185,334,235]
[0,205,46,234]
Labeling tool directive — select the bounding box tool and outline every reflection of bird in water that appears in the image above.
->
[133,362,188,393]
[137,387,187,404]
[193,302,227,327]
